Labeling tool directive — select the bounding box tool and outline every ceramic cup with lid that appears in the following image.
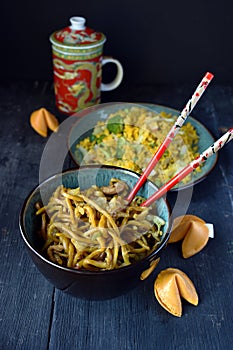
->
[49,17,124,114]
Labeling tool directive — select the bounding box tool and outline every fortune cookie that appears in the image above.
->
[140,258,160,280]
[154,268,198,317]
[169,215,209,258]
[30,108,59,137]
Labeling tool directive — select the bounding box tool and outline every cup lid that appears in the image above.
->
[49,16,106,49]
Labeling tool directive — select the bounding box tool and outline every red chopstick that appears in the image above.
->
[126,72,214,203]
[141,128,233,207]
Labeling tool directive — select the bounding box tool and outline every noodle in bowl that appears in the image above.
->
[19,166,170,300]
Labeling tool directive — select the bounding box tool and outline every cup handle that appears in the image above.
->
[101,57,123,91]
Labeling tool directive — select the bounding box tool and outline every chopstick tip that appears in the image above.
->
[206,72,214,80]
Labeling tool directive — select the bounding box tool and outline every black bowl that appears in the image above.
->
[19,165,170,300]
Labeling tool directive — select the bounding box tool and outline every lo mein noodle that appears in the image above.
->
[36,178,166,271]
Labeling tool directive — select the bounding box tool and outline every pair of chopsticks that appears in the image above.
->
[126,72,233,207]
[141,127,233,206]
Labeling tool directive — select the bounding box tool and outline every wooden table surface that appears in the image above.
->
[0,80,232,350]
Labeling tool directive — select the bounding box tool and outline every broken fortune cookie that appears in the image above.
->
[140,258,160,281]
[154,268,198,317]
[30,108,59,137]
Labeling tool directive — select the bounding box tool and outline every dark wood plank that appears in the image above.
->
[0,81,232,350]
[0,81,55,349]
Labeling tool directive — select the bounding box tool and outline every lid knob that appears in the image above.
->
[70,16,86,30]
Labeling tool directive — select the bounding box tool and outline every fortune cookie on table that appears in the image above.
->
[169,215,209,258]
[30,107,59,137]
[154,268,198,317]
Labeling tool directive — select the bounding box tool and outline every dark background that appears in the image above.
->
[1,2,233,349]
[1,0,233,86]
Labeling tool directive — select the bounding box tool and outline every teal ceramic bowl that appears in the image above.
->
[19,165,170,300]
[68,102,218,190]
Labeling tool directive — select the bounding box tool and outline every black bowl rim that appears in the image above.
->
[19,165,171,276]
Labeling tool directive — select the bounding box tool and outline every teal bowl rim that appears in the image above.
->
[19,165,171,276]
